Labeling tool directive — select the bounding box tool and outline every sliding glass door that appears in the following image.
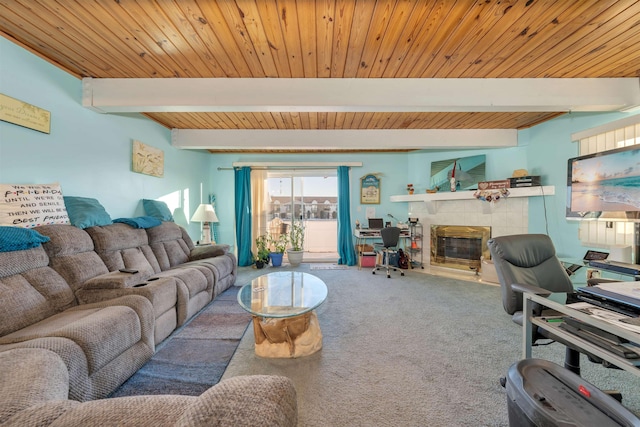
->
[265,170,338,261]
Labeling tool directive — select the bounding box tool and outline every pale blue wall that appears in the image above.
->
[3,36,640,254]
[524,111,640,258]
[0,37,213,241]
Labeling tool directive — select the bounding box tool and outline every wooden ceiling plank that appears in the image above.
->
[334,112,347,129]
[367,0,417,78]
[166,0,236,77]
[275,0,305,77]
[194,0,253,76]
[294,0,318,77]
[129,0,223,77]
[80,0,187,77]
[379,1,436,78]
[215,0,268,77]
[328,0,356,77]
[233,1,280,78]
[254,0,294,77]
[483,1,614,77]
[354,0,398,78]
[567,17,640,78]
[502,0,627,77]
[456,0,570,78]
[315,0,336,78]
[0,1,144,78]
[401,0,470,78]
[528,1,640,78]
[464,0,578,77]
[153,0,228,77]
[341,0,377,76]
[425,0,514,78]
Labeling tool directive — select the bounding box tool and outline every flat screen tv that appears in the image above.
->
[567,144,640,222]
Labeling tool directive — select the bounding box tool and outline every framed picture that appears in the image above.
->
[132,140,164,178]
[360,174,380,204]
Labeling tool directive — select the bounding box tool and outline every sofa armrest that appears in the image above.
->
[76,277,178,318]
[511,283,553,297]
[0,348,70,424]
[189,244,230,261]
[82,271,150,290]
[177,375,298,427]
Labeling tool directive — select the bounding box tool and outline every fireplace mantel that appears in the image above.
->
[390,185,554,203]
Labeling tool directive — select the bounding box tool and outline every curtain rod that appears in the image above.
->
[217,161,363,171]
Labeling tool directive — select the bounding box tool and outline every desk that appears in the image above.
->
[523,292,640,377]
[354,228,410,269]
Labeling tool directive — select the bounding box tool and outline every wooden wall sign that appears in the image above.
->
[132,140,164,178]
[0,93,51,134]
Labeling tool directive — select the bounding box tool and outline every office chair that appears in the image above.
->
[487,234,583,374]
[372,227,404,278]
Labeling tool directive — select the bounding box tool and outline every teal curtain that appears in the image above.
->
[234,167,253,266]
[337,166,357,265]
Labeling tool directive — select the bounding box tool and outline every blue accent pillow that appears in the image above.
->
[0,226,50,252]
[63,196,113,229]
[114,216,162,229]
[142,199,173,221]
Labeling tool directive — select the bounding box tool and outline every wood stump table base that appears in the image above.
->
[253,311,323,358]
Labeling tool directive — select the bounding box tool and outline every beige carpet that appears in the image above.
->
[223,265,640,426]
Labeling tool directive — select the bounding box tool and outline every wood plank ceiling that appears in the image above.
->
[1,0,640,152]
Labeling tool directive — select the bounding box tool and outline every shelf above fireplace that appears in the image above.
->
[390,185,555,203]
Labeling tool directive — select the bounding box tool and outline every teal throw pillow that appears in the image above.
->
[0,226,50,252]
[63,196,113,229]
[142,199,173,222]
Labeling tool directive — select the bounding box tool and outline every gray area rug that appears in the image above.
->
[110,286,251,397]
[223,265,640,426]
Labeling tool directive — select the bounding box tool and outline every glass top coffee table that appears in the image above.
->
[238,271,328,358]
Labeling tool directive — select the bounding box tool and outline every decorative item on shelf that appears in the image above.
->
[426,186,439,193]
[449,161,457,192]
[287,221,305,267]
[406,184,414,195]
[190,203,219,244]
[473,188,510,204]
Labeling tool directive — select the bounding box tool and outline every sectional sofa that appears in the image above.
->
[0,220,238,400]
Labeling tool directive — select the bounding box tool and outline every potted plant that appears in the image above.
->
[254,233,270,269]
[287,222,305,267]
[269,233,288,267]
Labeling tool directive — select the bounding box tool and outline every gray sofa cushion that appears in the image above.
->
[0,246,76,336]
[86,223,158,276]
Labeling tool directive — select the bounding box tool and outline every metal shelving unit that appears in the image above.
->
[408,222,424,269]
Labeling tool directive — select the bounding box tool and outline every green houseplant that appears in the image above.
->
[286,222,305,267]
[254,233,270,269]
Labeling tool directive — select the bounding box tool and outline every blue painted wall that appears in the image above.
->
[2,36,639,256]
[0,37,212,240]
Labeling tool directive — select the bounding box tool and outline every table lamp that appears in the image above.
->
[191,203,219,244]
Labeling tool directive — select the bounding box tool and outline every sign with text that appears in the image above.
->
[0,93,51,134]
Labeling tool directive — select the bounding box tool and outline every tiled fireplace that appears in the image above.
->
[407,196,529,273]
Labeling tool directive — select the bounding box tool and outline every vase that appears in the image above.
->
[287,249,304,267]
[270,252,284,267]
[408,189,414,195]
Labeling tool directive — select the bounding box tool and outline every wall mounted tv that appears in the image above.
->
[567,144,640,222]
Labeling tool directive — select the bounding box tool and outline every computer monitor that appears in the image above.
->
[368,218,384,229]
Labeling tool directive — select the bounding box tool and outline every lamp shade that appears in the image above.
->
[191,204,219,223]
